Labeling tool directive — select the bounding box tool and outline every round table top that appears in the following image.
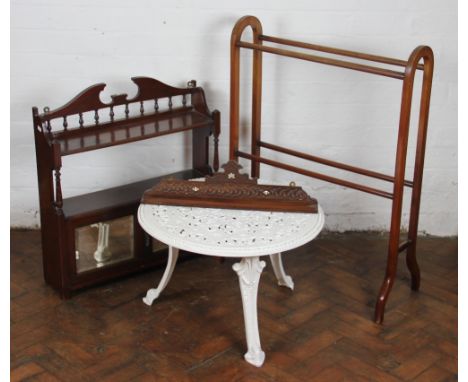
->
[138,182,325,258]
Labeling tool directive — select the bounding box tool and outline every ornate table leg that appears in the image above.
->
[269,253,294,290]
[143,246,179,306]
[233,257,266,367]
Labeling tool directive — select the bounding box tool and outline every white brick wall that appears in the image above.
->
[11,0,457,236]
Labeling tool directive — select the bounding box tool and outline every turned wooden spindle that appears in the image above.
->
[125,103,130,119]
[154,99,159,112]
[94,110,99,125]
[213,110,221,172]
[213,137,220,172]
[109,106,114,122]
[63,116,68,131]
[79,112,84,128]
[43,107,51,132]
[140,101,144,116]
[54,168,63,209]
[182,94,187,107]
[168,97,173,110]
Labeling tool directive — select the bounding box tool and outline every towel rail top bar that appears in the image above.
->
[258,34,425,70]
[237,41,406,80]
[229,15,434,324]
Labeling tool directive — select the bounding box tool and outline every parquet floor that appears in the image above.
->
[11,230,457,381]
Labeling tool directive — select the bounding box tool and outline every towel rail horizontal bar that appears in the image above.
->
[259,35,425,71]
[259,140,414,187]
[398,240,412,253]
[236,41,406,80]
[236,150,394,199]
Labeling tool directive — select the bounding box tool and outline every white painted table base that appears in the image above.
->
[142,249,292,366]
[138,182,324,367]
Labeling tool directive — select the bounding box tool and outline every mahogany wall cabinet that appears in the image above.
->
[32,77,220,298]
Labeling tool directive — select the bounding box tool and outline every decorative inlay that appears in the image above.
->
[142,161,318,213]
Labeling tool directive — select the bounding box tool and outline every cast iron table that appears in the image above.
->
[138,182,324,367]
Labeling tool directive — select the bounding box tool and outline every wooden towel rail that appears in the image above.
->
[229,16,434,324]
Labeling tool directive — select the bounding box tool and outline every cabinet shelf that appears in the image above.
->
[62,169,203,220]
[52,108,214,156]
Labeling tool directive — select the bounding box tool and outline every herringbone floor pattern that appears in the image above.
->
[11,230,457,381]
